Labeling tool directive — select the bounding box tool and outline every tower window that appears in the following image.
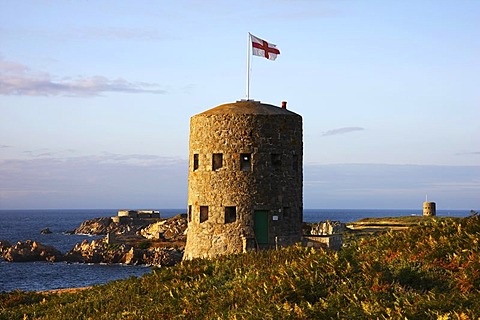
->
[225,206,236,224]
[193,154,199,171]
[212,153,223,171]
[200,206,209,223]
[271,153,281,168]
[188,205,192,223]
[240,153,251,171]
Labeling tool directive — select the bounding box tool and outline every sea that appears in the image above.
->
[0,208,471,293]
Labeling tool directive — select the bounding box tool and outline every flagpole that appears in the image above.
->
[246,32,251,100]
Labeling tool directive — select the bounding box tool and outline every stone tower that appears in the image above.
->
[184,100,303,259]
[423,201,436,216]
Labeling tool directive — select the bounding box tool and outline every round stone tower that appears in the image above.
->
[184,100,303,259]
[423,201,436,216]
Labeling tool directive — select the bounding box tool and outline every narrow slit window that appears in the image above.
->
[200,206,209,223]
[193,154,199,171]
[271,153,281,168]
[212,153,223,171]
[240,153,251,171]
[224,206,236,224]
[188,205,192,223]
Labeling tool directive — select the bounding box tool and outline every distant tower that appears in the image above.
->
[184,100,303,259]
[423,198,437,217]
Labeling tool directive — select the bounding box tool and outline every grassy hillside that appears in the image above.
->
[1,216,479,319]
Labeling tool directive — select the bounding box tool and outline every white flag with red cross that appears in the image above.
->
[250,34,280,61]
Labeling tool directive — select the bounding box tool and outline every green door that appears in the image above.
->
[254,210,269,245]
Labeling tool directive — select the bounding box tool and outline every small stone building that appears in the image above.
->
[183,100,303,259]
[302,221,346,251]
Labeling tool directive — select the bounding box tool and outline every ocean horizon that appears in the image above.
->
[0,208,473,292]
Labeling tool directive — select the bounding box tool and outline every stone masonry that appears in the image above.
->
[184,100,303,259]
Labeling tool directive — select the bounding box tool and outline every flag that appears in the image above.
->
[250,34,280,61]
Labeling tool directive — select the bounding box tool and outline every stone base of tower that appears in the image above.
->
[183,218,302,260]
[183,224,247,260]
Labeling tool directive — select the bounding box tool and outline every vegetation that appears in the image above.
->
[137,240,151,250]
[353,215,436,225]
[1,216,479,319]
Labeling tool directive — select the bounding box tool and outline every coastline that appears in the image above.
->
[1,209,473,293]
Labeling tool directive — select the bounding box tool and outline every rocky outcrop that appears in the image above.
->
[69,217,154,236]
[64,238,124,263]
[64,238,182,266]
[70,217,114,235]
[140,214,187,242]
[63,215,188,265]
[2,215,187,266]
[141,247,183,266]
[2,240,63,262]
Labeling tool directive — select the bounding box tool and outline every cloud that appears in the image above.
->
[321,127,365,137]
[0,154,188,209]
[0,58,166,96]
[0,145,11,148]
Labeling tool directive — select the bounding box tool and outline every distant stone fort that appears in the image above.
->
[111,210,160,223]
[184,100,303,259]
[423,202,436,216]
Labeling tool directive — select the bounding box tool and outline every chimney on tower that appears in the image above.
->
[281,101,287,109]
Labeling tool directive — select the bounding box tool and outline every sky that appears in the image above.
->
[0,0,479,210]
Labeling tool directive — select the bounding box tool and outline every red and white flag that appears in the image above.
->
[250,34,280,61]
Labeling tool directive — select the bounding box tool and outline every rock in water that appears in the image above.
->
[0,240,12,255]
[3,240,63,262]
[65,238,133,264]
[64,237,183,266]
[40,228,52,234]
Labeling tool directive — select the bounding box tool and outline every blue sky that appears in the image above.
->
[1,0,479,210]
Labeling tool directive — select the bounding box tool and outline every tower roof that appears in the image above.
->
[197,100,300,116]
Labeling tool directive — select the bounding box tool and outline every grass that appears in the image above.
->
[1,215,479,319]
[352,215,440,225]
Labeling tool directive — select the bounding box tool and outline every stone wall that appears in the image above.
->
[303,234,343,251]
[184,101,303,259]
